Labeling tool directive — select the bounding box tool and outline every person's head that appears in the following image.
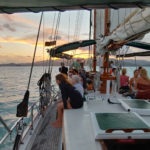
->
[138,66,142,70]
[122,68,127,75]
[55,73,70,85]
[72,69,78,75]
[138,66,142,74]
[61,62,65,67]
[71,75,81,85]
[68,70,73,78]
[134,69,138,78]
[112,68,116,73]
[140,68,149,81]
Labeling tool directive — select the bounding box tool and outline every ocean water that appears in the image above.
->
[0,66,150,149]
[0,66,60,150]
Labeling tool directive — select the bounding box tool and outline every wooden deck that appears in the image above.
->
[31,102,62,150]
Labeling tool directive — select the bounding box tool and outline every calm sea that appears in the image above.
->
[0,66,150,149]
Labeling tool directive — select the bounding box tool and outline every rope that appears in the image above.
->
[89,10,92,59]
[42,13,45,73]
[47,12,57,72]
[27,12,43,90]
[51,12,57,39]
[49,12,61,74]
[68,12,70,42]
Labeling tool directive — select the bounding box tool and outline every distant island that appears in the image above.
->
[0,58,149,67]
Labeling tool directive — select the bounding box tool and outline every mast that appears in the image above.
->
[93,9,96,72]
[103,9,110,75]
[100,8,116,93]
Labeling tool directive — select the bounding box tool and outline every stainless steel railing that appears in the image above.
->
[0,101,39,145]
[0,84,59,147]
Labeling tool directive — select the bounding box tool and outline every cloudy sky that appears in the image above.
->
[0,10,91,64]
[0,10,150,64]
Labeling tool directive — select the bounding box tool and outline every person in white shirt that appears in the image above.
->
[71,75,84,97]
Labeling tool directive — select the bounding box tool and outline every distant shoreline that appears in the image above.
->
[0,58,149,67]
[0,65,149,67]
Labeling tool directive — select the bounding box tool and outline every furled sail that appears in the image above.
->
[95,8,135,55]
[96,8,150,55]
[117,51,150,57]
[53,53,73,60]
[49,40,96,56]
[126,41,150,51]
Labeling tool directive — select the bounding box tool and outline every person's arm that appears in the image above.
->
[59,67,62,73]
[134,79,138,90]
[129,78,133,89]
[60,84,68,109]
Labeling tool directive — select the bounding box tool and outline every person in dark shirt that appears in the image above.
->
[51,73,83,128]
[59,62,68,75]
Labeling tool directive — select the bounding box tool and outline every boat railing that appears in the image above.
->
[0,84,59,149]
[0,101,39,146]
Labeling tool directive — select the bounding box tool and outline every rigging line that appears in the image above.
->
[140,9,150,25]
[54,12,61,41]
[118,9,119,25]
[73,11,81,55]
[123,8,130,38]
[74,11,81,41]
[46,12,56,73]
[51,12,57,39]
[48,12,61,73]
[68,12,70,42]
[42,13,45,73]
[89,10,92,59]
[135,56,137,69]
[76,11,83,40]
[50,12,61,74]
[27,12,43,90]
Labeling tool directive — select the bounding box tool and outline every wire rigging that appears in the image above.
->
[42,13,45,73]
[27,12,43,90]
[49,12,61,74]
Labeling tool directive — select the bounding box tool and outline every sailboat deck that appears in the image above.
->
[31,103,62,150]
[63,93,150,150]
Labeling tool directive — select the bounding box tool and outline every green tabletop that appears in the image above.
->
[95,113,150,131]
[123,100,150,109]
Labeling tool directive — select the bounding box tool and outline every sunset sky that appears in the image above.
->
[0,10,150,64]
[0,10,91,64]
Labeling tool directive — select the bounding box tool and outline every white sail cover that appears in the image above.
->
[96,8,150,55]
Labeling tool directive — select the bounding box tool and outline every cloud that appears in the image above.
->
[0,14,40,33]
[0,14,38,28]
[3,24,16,32]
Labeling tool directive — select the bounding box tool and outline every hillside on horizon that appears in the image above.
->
[0,58,149,67]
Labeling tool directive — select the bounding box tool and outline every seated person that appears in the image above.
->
[123,69,138,98]
[129,69,138,93]
[79,69,87,90]
[87,78,94,91]
[135,68,150,99]
[71,75,84,97]
[137,66,142,77]
[119,68,129,93]
[51,73,83,128]
[68,70,73,81]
